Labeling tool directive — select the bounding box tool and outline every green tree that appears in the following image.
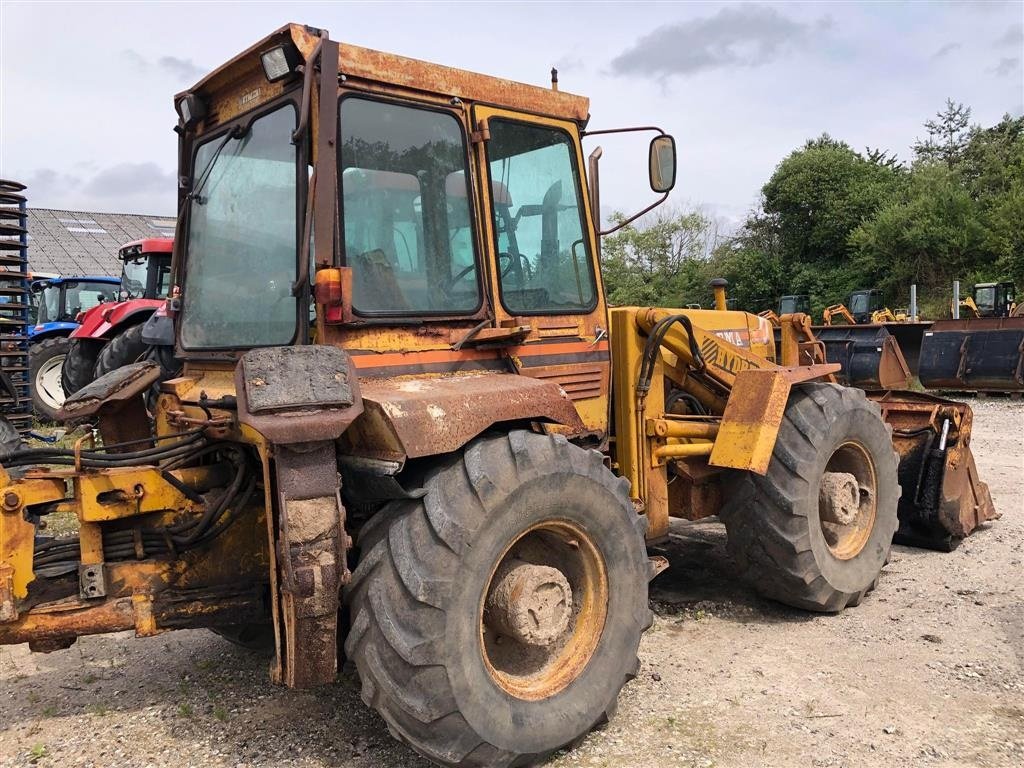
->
[600,207,718,307]
[913,99,972,167]
[849,163,988,301]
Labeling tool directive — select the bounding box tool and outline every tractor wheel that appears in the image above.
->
[719,383,899,612]
[29,336,71,421]
[344,430,652,768]
[94,324,149,379]
[0,414,26,455]
[61,338,103,397]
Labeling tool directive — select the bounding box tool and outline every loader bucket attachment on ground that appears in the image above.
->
[918,318,1024,392]
[869,391,998,551]
[813,325,912,390]
[882,321,933,377]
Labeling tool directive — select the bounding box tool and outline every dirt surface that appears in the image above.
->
[2,399,1022,768]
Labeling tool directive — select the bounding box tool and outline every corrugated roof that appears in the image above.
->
[24,208,176,277]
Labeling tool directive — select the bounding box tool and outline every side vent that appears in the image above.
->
[526,364,605,401]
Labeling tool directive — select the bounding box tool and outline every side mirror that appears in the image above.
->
[649,135,677,193]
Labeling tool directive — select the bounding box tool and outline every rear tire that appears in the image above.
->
[719,383,899,612]
[344,430,651,767]
[61,338,103,397]
[94,324,149,379]
[29,336,71,421]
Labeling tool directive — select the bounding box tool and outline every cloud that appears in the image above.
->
[991,56,1021,77]
[553,55,585,74]
[932,42,961,59]
[81,162,176,198]
[20,168,83,198]
[157,55,205,81]
[120,49,205,82]
[995,22,1023,47]
[610,3,825,78]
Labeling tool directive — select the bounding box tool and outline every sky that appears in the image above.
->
[1,0,1022,227]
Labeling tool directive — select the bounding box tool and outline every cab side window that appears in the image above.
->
[486,120,595,314]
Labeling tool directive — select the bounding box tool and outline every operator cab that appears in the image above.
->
[171,22,676,443]
[30,276,120,326]
[118,238,173,301]
[778,294,810,316]
[848,289,883,324]
[973,281,1016,318]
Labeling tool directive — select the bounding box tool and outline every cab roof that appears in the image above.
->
[182,23,590,124]
[118,237,174,257]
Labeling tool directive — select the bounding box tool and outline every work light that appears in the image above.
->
[260,44,301,82]
[176,93,206,128]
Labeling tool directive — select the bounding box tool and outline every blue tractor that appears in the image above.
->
[27,275,121,420]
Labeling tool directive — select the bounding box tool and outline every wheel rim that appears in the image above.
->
[818,441,877,560]
[36,355,67,410]
[480,519,608,701]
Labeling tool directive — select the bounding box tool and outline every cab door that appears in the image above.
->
[471,105,610,435]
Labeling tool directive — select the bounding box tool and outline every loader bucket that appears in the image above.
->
[882,321,933,378]
[918,318,1024,392]
[813,325,912,390]
[869,391,998,551]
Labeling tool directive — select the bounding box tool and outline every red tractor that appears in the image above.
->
[61,237,173,397]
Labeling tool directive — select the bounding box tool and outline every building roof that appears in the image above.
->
[25,208,176,277]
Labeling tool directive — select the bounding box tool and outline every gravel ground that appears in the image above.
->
[1,398,1022,768]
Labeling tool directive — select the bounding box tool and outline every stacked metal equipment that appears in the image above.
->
[0,180,33,433]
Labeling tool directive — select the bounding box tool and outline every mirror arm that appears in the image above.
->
[597,193,668,237]
[583,125,673,237]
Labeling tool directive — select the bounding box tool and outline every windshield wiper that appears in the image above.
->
[188,124,248,205]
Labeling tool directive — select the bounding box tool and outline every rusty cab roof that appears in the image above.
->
[178,23,590,128]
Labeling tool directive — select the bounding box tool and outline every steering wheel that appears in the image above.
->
[445,253,532,291]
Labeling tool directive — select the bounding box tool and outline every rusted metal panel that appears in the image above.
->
[870,391,998,550]
[336,42,588,122]
[235,346,364,445]
[668,458,724,521]
[59,361,160,448]
[0,586,266,647]
[357,372,586,459]
[272,442,348,689]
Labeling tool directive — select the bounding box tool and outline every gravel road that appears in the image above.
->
[2,399,1022,768]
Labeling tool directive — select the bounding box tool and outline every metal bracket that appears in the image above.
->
[79,563,106,600]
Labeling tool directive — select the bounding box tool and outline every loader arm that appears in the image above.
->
[823,303,857,325]
[609,307,839,539]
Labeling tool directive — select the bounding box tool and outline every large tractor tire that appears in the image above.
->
[29,336,71,421]
[61,338,103,398]
[94,323,149,379]
[344,430,652,768]
[719,383,899,613]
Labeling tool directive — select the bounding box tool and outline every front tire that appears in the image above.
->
[94,323,149,379]
[344,430,651,767]
[61,338,103,397]
[719,383,899,612]
[29,336,71,421]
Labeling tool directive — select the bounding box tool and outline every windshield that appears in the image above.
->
[64,281,117,317]
[849,293,869,314]
[181,104,298,349]
[36,285,61,324]
[339,97,479,315]
[975,286,996,311]
[486,119,595,314]
[121,257,148,298]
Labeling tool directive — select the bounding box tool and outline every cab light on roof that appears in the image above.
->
[260,44,301,83]
[176,93,207,129]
